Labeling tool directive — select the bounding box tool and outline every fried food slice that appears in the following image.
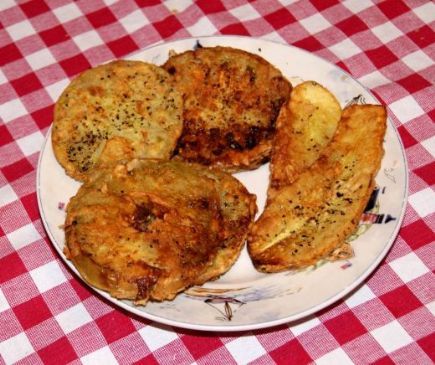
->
[64,159,256,304]
[52,60,183,181]
[248,105,387,272]
[163,46,292,171]
[270,81,341,191]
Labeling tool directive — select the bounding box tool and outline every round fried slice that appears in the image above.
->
[64,159,257,304]
[52,60,183,181]
[163,46,292,171]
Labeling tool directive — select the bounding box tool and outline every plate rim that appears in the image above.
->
[36,35,409,332]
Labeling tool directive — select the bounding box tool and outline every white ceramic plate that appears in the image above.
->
[37,36,408,332]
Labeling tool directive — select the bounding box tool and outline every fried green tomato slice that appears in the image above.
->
[163,46,292,172]
[64,159,257,304]
[248,105,387,272]
[52,60,183,181]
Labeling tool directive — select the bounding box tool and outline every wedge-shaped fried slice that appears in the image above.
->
[52,60,183,181]
[163,46,292,171]
[270,81,341,190]
[64,159,256,304]
[248,105,387,272]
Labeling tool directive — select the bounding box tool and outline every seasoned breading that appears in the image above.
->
[163,46,292,171]
[64,159,256,304]
[52,60,183,181]
[248,105,387,272]
[269,81,342,191]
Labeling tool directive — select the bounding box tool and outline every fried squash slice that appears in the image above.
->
[248,105,387,272]
[64,159,256,304]
[52,61,183,181]
[163,46,292,172]
[269,81,342,191]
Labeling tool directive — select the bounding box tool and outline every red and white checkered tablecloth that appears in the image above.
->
[1,0,434,364]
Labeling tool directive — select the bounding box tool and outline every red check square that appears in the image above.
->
[182,333,223,359]
[0,43,23,67]
[87,7,117,29]
[108,36,138,58]
[13,295,52,330]
[366,45,398,69]
[397,125,418,149]
[414,161,435,186]
[153,15,183,38]
[221,23,250,35]
[380,285,421,318]
[38,337,78,364]
[400,220,434,250]
[0,125,14,147]
[294,36,324,52]
[378,0,410,19]
[197,0,226,13]
[96,310,136,344]
[31,105,54,130]
[269,339,312,365]
[0,253,27,284]
[11,73,43,97]
[20,0,50,18]
[265,8,297,30]
[39,25,69,47]
[2,158,34,183]
[324,311,367,344]
[336,15,368,36]
[397,74,431,94]
[60,54,91,78]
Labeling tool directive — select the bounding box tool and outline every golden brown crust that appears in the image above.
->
[52,61,183,181]
[269,81,342,191]
[64,159,256,304]
[163,46,292,172]
[247,105,387,272]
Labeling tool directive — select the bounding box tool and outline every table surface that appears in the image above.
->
[1,0,434,364]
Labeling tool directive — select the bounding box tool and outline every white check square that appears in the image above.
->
[345,284,376,308]
[421,136,435,158]
[289,316,321,336]
[316,348,353,365]
[330,38,361,59]
[372,22,402,43]
[53,2,82,23]
[343,0,374,13]
[164,0,192,13]
[187,17,217,36]
[120,9,149,34]
[74,30,104,52]
[408,188,435,218]
[426,300,435,317]
[402,50,433,72]
[0,332,34,364]
[389,252,429,283]
[29,261,67,293]
[46,78,70,102]
[300,13,331,34]
[359,70,390,89]
[26,48,57,71]
[81,346,118,365]
[7,223,41,250]
[6,19,36,41]
[0,288,10,313]
[389,95,424,124]
[56,303,93,334]
[413,3,435,24]
[371,320,413,353]
[230,4,261,21]
[16,131,45,157]
[139,324,178,351]
[0,98,28,123]
[0,184,18,206]
[226,336,266,364]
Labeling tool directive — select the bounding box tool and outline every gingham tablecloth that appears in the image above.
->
[1,0,434,364]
